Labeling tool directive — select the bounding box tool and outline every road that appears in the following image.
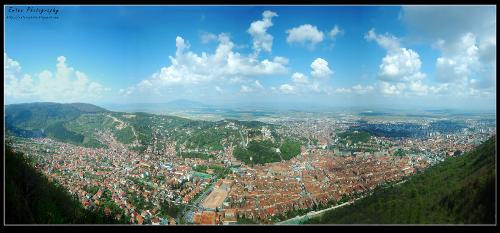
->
[276,198,362,225]
[107,114,139,143]
[179,179,217,223]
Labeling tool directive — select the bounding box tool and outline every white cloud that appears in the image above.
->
[277,58,335,96]
[352,84,374,94]
[310,58,333,79]
[229,76,245,84]
[273,56,289,65]
[378,47,424,82]
[279,84,296,94]
[407,80,429,96]
[4,53,34,98]
[435,32,480,84]
[401,5,495,96]
[125,34,288,96]
[239,79,265,94]
[365,28,400,52]
[240,85,253,93]
[329,25,343,39]
[4,53,109,102]
[119,87,135,96]
[335,87,351,94]
[291,72,309,84]
[379,81,406,96]
[334,84,374,95]
[200,32,218,44]
[4,53,21,73]
[366,29,431,96]
[247,10,278,55]
[286,24,324,49]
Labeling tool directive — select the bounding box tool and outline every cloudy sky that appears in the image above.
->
[4,5,496,110]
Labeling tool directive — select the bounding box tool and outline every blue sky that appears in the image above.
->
[4,5,496,111]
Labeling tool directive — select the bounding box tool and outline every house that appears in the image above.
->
[223,209,238,225]
[193,212,202,224]
[136,215,144,225]
[151,217,160,225]
[201,211,216,225]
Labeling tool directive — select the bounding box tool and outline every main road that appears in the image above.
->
[276,198,362,225]
[179,179,218,223]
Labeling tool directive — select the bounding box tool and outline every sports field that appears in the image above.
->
[201,188,229,209]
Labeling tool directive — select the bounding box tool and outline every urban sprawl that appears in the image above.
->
[9,114,496,225]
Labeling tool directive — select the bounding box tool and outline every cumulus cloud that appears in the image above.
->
[432,32,495,97]
[124,34,288,96]
[365,28,400,52]
[4,53,109,102]
[378,81,406,96]
[366,29,430,96]
[286,24,324,49]
[334,84,374,95]
[352,84,375,94]
[329,25,343,39]
[435,33,480,83]
[273,56,289,65]
[278,58,334,95]
[247,10,278,55]
[401,5,496,96]
[279,83,296,94]
[4,53,35,98]
[291,72,309,84]
[378,48,424,82]
[239,79,265,94]
[310,58,333,79]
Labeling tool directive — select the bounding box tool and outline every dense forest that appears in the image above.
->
[233,139,301,165]
[306,136,496,224]
[337,130,371,144]
[5,144,123,224]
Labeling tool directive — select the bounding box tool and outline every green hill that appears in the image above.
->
[5,144,123,224]
[66,103,108,113]
[305,136,496,224]
[5,102,110,148]
[234,140,282,165]
[5,102,106,135]
[4,102,287,155]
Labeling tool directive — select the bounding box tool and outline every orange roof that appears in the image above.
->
[193,212,202,224]
[201,211,216,225]
[136,215,144,225]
